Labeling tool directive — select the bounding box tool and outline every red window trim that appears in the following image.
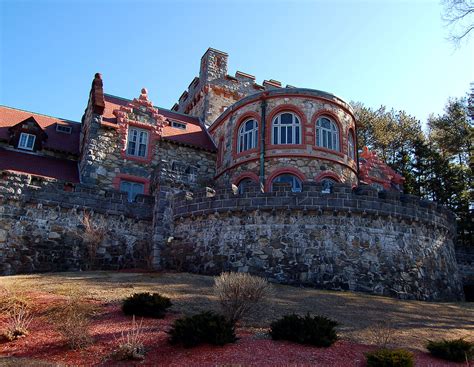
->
[113,173,150,195]
[232,111,261,160]
[315,171,341,183]
[312,110,344,155]
[232,171,259,186]
[265,167,307,192]
[265,104,307,148]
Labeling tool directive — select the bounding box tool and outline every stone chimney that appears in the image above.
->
[199,48,228,83]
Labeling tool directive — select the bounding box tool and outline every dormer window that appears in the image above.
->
[56,124,72,134]
[171,121,187,130]
[18,133,36,151]
[127,127,149,157]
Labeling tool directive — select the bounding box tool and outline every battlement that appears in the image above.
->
[172,182,455,233]
[0,171,154,220]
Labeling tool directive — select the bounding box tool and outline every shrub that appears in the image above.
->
[113,316,146,360]
[365,349,414,367]
[50,293,96,349]
[168,311,236,348]
[367,320,397,348]
[270,313,338,347]
[122,292,172,318]
[426,338,473,362]
[81,211,106,267]
[2,305,34,341]
[214,272,273,323]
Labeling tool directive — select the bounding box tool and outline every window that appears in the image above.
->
[18,133,36,150]
[321,178,336,194]
[272,112,301,145]
[56,124,72,134]
[127,127,149,157]
[237,119,258,153]
[171,121,187,130]
[185,166,198,182]
[272,174,302,192]
[348,131,355,160]
[120,180,144,202]
[237,178,254,194]
[316,117,339,151]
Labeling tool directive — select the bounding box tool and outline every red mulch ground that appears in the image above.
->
[0,292,467,366]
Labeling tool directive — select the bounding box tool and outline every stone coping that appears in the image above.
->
[172,182,455,233]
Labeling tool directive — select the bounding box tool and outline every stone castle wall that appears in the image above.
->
[0,172,154,275]
[166,182,463,301]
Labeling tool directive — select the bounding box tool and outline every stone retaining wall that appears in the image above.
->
[167,182,464,301]
[0,172,154,275]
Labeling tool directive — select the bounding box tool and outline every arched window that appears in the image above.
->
[316,117,339,151]
[272,174,302,192]
[320,178,336,194]
[237,119,258,153]
[272,112,301,145]
[348,131,355,160]
[237,178,254,194]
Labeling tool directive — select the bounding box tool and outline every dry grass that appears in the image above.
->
[1,271,473,350]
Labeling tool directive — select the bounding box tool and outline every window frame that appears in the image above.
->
[56,124,72,134]
[316,116,340,152]
[237,118,259,153]
[171,121,187,130]
[18,132,36,151]
[126,127,149,158]
[271,112,301,145]
[271,173,302,193]
[119,180,145,202]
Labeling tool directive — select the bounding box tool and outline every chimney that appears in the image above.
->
[199,48,228,83]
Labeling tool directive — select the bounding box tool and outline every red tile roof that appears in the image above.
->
[102,94,216,152]
[0,106,80,155]
[0,147,79,182]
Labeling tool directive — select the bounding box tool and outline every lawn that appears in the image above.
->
[0,271,472,366]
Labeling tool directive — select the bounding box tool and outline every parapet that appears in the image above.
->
[172,181,455,234]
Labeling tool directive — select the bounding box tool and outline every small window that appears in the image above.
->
[348,131,355,160]
[272,112,301,145]
[120,180,145,202]
[320,178,336,194]
[272,174,302,192]
[171,121,187,130]
[316,117,340,151]
[56,124,72,134]
[18,133,36,150]
[237,178,254,194]
[127,127,149,158]
[237,119,258,153]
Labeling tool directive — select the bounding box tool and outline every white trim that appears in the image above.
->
[272,112,301,145]
[237,119,258,153]
[126,127,149,158]
[56,124,72,134]
[18,133,36,151]
[171,121,187,130]
[316,116,339,151]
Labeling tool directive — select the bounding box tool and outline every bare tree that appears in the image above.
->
[442,0,474,45]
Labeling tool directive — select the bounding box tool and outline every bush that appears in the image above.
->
[270,313,338,347]
[365,349,414,367]
[50,293,97,349]
[168,311,236,348]
[214,272,273,323]
[113,316,146,361]
[426,338,473,362]
[2,305,34,341]
[122,292,172,318]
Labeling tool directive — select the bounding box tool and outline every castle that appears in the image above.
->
[0,48,465,301]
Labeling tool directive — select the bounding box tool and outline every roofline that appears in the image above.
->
[103,93,201,120]
[0,104,80,124]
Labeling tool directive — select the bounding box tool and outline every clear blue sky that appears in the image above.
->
[1,0,472,125]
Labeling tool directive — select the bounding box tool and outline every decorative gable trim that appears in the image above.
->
[113,88,165,164]
[8,116,48,151]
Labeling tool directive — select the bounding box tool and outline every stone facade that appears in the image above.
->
[167,183,463,301]
[0,48,468,302]
[0,173,154,275]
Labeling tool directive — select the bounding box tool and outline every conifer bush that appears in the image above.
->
[122,292,172,318]
[270,313,338,347]
[426,338,473,362]
[168,311,236,348]
[365,349,414,367]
